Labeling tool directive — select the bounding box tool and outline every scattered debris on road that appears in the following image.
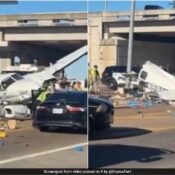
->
[74,145,84,152]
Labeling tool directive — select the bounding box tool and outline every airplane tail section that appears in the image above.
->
[138,61,175,91]
[139,61,175,101]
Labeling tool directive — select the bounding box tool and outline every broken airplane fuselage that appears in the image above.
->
[138,61,175,101]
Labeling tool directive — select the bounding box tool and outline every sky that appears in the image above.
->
[89,1,172,12]
[0,1,172,14]
[0,0,172,80]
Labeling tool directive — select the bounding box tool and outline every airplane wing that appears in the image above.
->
[24,72,55,85]
[44,45,87,75]
[24,45,87,85]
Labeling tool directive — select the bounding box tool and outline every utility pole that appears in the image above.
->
[127,0,135,73]
[104,0,107,12]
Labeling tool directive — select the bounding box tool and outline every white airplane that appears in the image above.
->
[24,45,87,85]
[138,61,175,101]
[0,45,87,103]
[0,45,87,119]
[0,73,41,103]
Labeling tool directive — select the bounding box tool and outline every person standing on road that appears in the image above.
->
[88,64,93,92]
[91,65,100,94]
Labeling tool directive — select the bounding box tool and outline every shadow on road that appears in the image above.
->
[89,144,174,168]
[38,127,87,135]
[89,126,152,140]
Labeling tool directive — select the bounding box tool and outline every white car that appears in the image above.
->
[107,72,139,90]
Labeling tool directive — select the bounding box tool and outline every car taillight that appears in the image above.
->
[66,105,85,112]
[36,106,48,111]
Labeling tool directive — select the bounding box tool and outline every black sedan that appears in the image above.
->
[33,91,114,132]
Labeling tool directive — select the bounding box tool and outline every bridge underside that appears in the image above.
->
[0,20,87,69]
[89,21,175,73]
[116,32,175,43]
[0,40,87,69]
[106,20,175,43]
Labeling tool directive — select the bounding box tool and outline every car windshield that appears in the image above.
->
[11,73,24,80]
[45,91,87,106]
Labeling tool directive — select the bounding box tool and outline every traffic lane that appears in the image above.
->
[89,128,175,168]
[115,104,174,118]
[0,123,87,168]
[0,144,88,168]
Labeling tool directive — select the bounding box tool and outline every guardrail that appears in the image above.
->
[1,10,175,27]
[100,10,175,22]
[0,13,87,27]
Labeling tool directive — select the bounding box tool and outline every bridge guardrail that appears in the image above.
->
[101,10,175,22]
[0,13,87,27]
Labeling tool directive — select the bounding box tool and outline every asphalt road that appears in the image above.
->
[0,122,87,168]
[89,84,175,169]
[89,126,175,168]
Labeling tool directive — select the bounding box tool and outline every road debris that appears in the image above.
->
[0,140,5,146]
[7,120,17,130]
[0,131,7,138]
[74,145,84,152]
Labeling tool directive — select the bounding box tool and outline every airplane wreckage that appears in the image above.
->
[138,61,175,102]
[108,61,175,107]
[0,45,87,120]
[1,48,174,120]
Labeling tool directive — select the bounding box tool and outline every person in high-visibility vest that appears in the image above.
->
[37,90,50,103]
[91,65,100,94]
[36,86,51,104]
[32,85,51,118]
[88,64,94,92]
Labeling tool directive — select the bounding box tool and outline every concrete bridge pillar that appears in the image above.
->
[88,17,118,74]
[0,31,11,71]
[0,30,8,47]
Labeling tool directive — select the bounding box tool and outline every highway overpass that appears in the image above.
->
[88,9,175,73]
[0,12,87,69]
[1,10,175,74]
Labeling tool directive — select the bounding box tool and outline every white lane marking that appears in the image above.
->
[0,142,87,165]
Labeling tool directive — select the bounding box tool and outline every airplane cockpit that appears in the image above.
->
[0,73,24,90]
[1,77,14,90]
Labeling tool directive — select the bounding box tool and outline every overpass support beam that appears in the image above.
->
[0,30,8,47]
[0,31,10,71]
[0,31,2,41]
[98,39,117,73]
[88,17,102,68]
[89,17,118,74]
[4,27,87,41]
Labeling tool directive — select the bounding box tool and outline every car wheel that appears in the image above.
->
[107,78,117,90]
[39,126,48,132]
